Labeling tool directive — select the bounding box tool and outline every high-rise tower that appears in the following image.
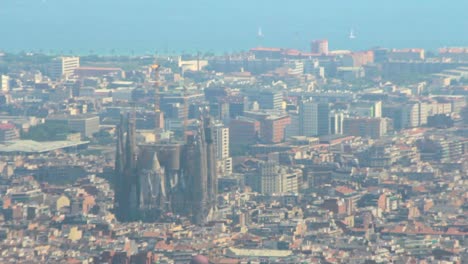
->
[311,39,329,55]
[299,99,331,137]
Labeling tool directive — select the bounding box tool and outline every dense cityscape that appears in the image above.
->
[0,40,467,263]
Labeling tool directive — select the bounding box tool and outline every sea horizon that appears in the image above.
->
[1,0,467,55]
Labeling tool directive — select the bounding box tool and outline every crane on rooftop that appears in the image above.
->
[151,63,164,140]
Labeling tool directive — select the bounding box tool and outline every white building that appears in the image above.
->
[213,123,232,175]
[50,57,80,80]
[330,111,345,135]
[257,162,299,195]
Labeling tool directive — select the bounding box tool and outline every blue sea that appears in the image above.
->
[0,0,467,55]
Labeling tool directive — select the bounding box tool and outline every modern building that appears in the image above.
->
[209,100,230,123]
[285,111,300,139]
[228,95,247,119]
[46,114,99,139]
[383,102,426,130]
[245,162,300,194]
[342,51,374,67]
[350,101,382,118]
[401,103,421,129]
[329,111,345,135]
[343,117,387,139]
[311,39,329,55]
[373,48,389,63]
[0,75,9,93]
[67,115,100,139]
[287,60,305,75]
[229,117,260,145]
[261,115,291,143]
[213,123,232,175]
[49,57,80,80]
[417,135,468,163]
[244,111,291,144]
[388,48,425,61]
[299,99,330,137]
[112,88,135,102]
[257,90,283,110]
[0,123,19,143]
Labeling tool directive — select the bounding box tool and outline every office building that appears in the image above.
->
[257,90,283,110]
[343,117,387,139]
[384,102,426,130]
[350,101,382,118]
[311,39,329,55]
[388,48,425,61]
[402,103,421,129]
[46,114,99,139]
[342,51,374,67]
[299,99,330,136]
[0,75,9,93]
[245,162,300,195]
[285,111,300,138]
[287,60,305,75]
[244,111,291,144]
[67,115,100,139]
[209,100,230,123]
[228,95,247,118]
[373,48,389,63]
[229,117,260,145]
[213,123,232,175]
[330,111,345,135]
[49,57,80,80]
[0,123,19,143]
[261,115,291,143]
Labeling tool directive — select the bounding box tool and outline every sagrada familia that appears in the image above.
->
[113,113,217,225]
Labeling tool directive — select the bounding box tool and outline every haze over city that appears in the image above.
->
[0,1,467,263]
[1,0,467,54]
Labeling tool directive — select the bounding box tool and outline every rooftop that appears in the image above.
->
[0,140,89,154]
[0,123,16,130]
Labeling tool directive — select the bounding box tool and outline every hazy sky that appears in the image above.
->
[1,0,467,54]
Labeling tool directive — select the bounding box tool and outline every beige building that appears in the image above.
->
[246,162,300,195]
[0,75,9,92]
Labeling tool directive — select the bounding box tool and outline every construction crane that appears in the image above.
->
[151,64,164,140]
[183,85,189,141]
